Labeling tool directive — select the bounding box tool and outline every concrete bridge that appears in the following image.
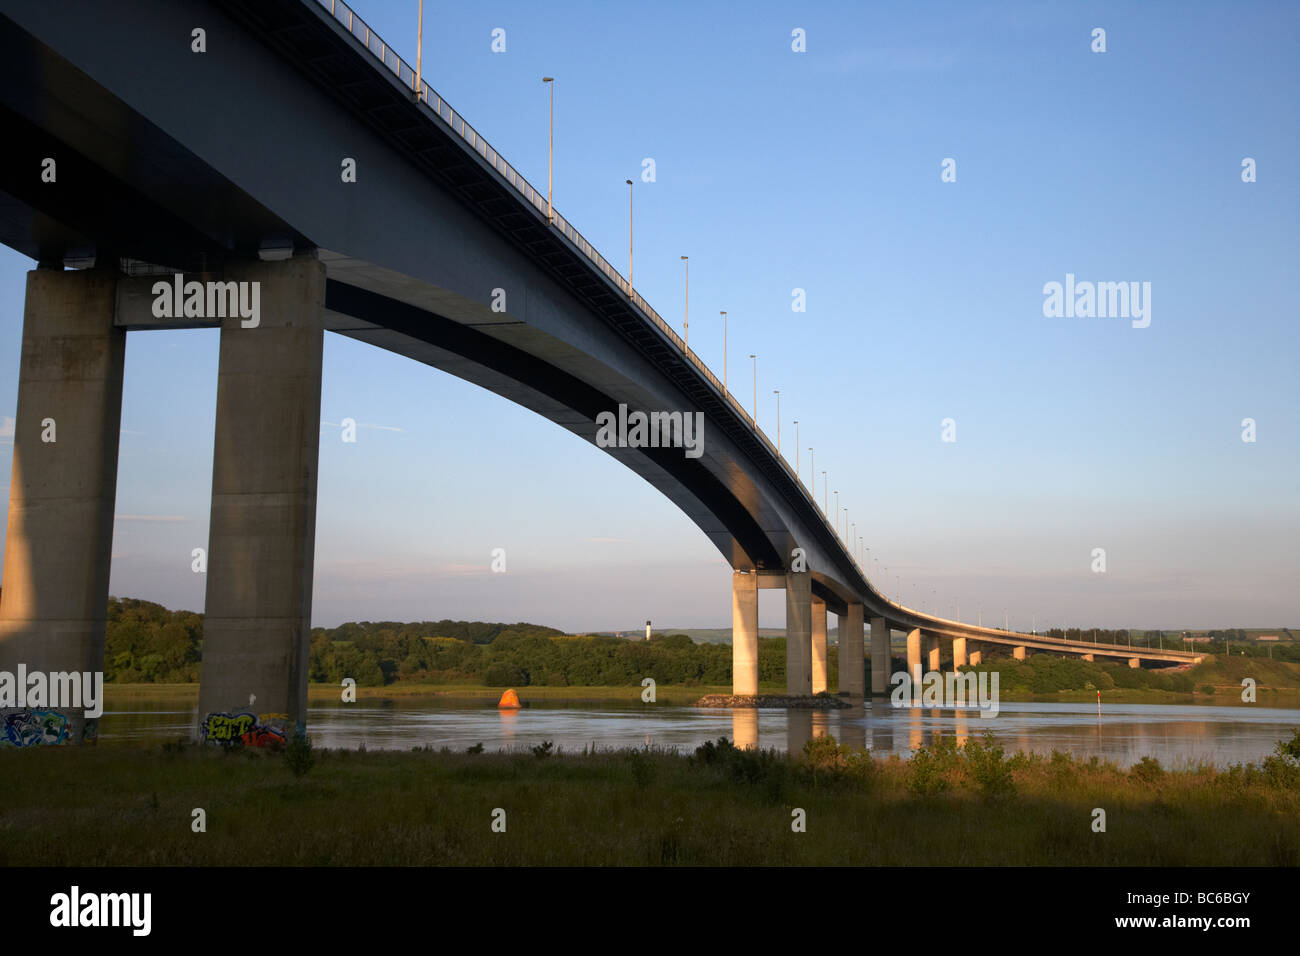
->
[0,0,1200,743]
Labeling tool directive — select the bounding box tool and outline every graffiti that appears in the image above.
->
[2,708,70,747]
[200,711,288,747]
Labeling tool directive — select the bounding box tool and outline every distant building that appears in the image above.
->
[1258,635,1279,642]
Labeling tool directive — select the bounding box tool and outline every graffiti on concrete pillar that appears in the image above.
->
[1,708,71,747]
[200,711,289,747]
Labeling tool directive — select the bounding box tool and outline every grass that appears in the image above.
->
[3,730,1298,866]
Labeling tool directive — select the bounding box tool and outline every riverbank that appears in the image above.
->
[2,731,1296,866]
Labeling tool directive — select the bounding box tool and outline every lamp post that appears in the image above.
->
[415,0,424,99]
[749,354,756,420]
[542,77,554,222]
[821,472,827,515]
[773,390,781,454]
[681,256,689,350]
[720,311,727,393]
[625,179,634,288]
[834,491,840,535]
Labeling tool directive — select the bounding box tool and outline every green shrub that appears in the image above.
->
[964,731,1015,799]
[284,730,315,777]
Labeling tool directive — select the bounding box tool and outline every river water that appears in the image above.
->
[97,696,1300,769]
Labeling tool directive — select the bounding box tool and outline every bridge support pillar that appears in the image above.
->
[196,258,326,744]
[811,598,828,694]
[870,617,889,694]
[731,571,759,696]
[968,650,982,667]
[0,268,124,746]
[1013,645,1026,660]
[841,602,864,697]
[906,628,923,685]
[1128,657,1140,669]
[1082,653,1094,662]
[953,637,967,669]
[785,571,812,695]
[925,632,941,673]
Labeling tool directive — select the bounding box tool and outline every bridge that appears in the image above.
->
[0,0,1200,743]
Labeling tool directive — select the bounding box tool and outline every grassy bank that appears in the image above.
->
[3,731,1298,866]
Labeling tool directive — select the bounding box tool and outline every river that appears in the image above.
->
[96,696,1300,769]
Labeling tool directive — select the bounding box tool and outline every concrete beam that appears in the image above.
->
[785,571,812,695]
[841,602,864,697]
[870,617,889,695]
[952,637,967,669]
[196,258,326,743]
[0,268,124,745]
[811,598,827,695]
[731,571,758,696]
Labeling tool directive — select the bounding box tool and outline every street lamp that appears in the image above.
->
[542,77,554,222]
[625,179,634,288]
[834,491,840,535]
[821,471,827,515]
[415,1,425,100]
[720,311,727,393]
[773,390,781,454]
[749,354,756,420]
[681,256,689,349]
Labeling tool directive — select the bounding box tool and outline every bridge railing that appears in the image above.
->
[316,0,871,579]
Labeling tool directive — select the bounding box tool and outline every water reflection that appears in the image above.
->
[95,695,1300,769]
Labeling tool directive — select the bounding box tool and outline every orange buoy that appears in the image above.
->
[497,688,521,709]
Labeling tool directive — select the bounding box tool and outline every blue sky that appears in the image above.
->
[1,0,1296,631]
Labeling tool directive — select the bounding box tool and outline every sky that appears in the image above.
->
[0,0,1297,632]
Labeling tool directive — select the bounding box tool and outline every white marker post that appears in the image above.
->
[1097,689,1101,719]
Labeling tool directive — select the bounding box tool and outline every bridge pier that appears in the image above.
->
[1128,657,1140,669]
[195,258,326,744]
[785,570,812,695]
[0,268,124,746]
[870,617,889,694]
[811,598,827,694]
[1082,653,1094,662]
[953,637,968,669]
[925,632,941,673]
[731,571,759,697]
[1013,645,1026,660]
[840,602,864,697]
[968,649,982,666]
[906,628,923,685]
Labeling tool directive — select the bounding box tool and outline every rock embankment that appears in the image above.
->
[695,694,850,709]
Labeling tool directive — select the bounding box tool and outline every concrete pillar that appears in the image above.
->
[870,617,889,694]
[811,598,827,695]
[1082,653,1094,662]
[196,258,326,744]
[787,708,812,754]
[1128,657,1140,669]
[731,571,758,696]
[785,571,812,695]
[952,637,968,669]
[1013,645,1026,660]
[0,269,124,745]
[969,650,982,666]
[841,602,865,697]
[926,632,941,673]
[906,628,923,685]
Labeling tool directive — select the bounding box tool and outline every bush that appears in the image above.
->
[964,731,1015,799]
[284,730,315,777]
[1130,755,1165,784]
